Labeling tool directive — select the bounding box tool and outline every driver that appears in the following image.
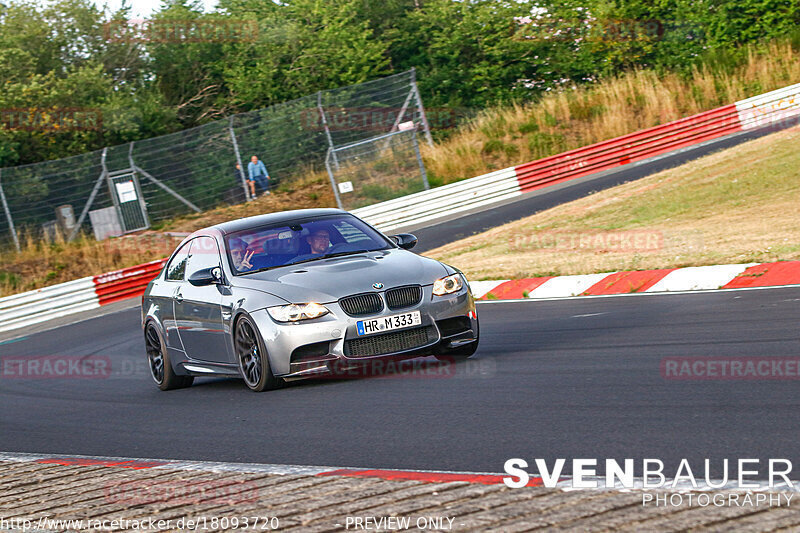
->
[306,229,332,256]
[230,237,255,271]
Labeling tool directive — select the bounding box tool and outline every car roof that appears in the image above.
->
[211,208,348,235]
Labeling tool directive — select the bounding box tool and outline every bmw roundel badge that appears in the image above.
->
[372,282,384,290]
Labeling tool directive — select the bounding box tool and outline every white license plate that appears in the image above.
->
[357,311,421,336]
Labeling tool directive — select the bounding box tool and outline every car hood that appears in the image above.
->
[232,248,450,303]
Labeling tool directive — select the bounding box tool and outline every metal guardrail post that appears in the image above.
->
[390,89,415,133]
[133,164,201,213]
[411,130,430,190]
[228,116,252,201]
[128,141,151,229]
[0,169,21,252]
[411,68,434,147]
[324,149,344,210]
[102,147,125,233]
[318,91,339,170]
[68,148,109,242]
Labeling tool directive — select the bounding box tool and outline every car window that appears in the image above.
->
[225,214,391,274]
[186,236,221,276]
[331,219,374,245]
[165,241,191,281]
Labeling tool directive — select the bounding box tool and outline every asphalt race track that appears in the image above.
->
[2,286,799,477]
[2,125,799,479]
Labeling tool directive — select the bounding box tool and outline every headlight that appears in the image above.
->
[432,274,463,296]
[267,303,329,322]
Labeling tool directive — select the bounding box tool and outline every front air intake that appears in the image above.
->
[344,326,437,357]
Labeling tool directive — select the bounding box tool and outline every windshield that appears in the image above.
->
[225,214,393,274]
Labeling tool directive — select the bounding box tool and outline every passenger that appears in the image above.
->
[230,238,255,271]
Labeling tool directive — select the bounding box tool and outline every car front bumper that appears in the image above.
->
[250,285,478,378]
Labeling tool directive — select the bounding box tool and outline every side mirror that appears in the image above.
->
[188,266,222,286]
[391,233,418,250]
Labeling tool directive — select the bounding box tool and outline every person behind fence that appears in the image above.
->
[248,155,270,196]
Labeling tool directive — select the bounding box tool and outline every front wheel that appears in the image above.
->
[235,315,283,392]
[145,323,193,391]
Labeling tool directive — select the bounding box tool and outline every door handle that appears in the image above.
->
[174,290,184,303]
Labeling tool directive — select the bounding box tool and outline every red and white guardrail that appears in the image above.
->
[1,83,798,334]
[0,259,166,334]
[354,82,800,232]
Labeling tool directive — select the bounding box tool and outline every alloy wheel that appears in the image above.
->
[145,325,165,384]
[236,319,262,387]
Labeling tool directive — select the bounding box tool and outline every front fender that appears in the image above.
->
[226,288,289,374]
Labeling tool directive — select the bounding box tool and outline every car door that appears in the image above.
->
[173,236,230,364]
[162,240,192,355]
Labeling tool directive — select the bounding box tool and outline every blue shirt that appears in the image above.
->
[248,160,269,180]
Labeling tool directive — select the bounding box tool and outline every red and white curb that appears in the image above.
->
[0,452,796,493]
[470,261,800,300]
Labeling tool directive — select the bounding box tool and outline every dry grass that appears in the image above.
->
[424,125,800,280]
[422,41,800,184]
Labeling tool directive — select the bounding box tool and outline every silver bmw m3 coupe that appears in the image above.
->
[142,208,479,391]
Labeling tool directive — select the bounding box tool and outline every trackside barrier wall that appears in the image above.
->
[0,260,166,334]
[357,82,800,231]
[93,259,167,306]
[352,167,518,232]
[513,104,742,193]
[0,82,798,333]
[0,277,97,333]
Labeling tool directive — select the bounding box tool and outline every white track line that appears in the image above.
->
[475,283,800,304]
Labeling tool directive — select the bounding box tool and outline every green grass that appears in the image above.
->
[424,125,800,280]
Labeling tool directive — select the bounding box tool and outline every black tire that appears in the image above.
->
[145,323,194,391]
[234,315,283,392]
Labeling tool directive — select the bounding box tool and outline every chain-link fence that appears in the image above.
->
[326,129,429,211]
[0,69,432,251]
